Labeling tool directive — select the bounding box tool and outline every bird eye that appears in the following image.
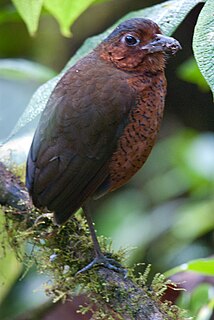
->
[124,34,140,46]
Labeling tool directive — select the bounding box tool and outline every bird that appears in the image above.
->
[26,18,181,274]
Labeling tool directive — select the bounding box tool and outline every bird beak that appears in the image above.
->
[141,34,182,55]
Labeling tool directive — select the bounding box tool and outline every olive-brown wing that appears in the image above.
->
[26,57,134,224]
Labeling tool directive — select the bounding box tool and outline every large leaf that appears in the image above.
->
[193,0,214,97]
[11,0,43,36]
[165,258,214,278]
[0,59,56,81]
[44,0,96,37]
[6,0,205,142]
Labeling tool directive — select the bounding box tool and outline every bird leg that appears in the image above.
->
[76,201,127,276]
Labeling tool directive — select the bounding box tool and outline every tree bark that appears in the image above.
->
[96,268,169,319]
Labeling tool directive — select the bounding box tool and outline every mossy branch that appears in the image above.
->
[0,161,187,319]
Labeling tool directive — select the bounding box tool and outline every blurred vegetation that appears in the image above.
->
[0,0,213,319]
[177,57,210,92]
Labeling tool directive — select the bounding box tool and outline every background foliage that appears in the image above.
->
[0,0,213,319]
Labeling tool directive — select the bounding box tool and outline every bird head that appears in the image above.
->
[98,18,181,72]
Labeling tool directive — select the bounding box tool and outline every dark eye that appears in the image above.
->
[124,34,140,46]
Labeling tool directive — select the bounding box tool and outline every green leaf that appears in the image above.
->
[11,0,43,35]
[0,7,20,25]
[165,258,214,278]
[196,299,214,320]
[178,284,214,318]
[44,0,95,37]
[193,0,214,97]
[120,0,205,37]
[6,0,205,141]
[177,57,210,92]
[0,59,56,81]
[93,0,111,3]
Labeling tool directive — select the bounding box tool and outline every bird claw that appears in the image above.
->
[76,255,128,278]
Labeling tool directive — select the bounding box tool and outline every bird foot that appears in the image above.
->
[76,254,127,277]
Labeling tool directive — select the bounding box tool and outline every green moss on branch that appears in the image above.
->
[0,161,188,319]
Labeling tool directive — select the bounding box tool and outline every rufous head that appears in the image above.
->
[98,18,181,72]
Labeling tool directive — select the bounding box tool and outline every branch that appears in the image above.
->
[0,161,182,320]
[95,268,171,320]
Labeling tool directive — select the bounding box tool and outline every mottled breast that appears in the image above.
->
[108,72,167,191]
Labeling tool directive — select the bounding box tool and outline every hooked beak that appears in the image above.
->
[141,34,182,55]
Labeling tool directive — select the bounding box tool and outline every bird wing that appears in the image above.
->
[26,56,135,224]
